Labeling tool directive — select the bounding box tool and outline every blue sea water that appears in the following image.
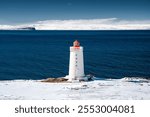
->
[0,30,150,80]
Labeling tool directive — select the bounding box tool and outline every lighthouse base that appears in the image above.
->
[65,75,94,82]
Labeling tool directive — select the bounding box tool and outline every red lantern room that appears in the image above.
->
[73,40,80,47]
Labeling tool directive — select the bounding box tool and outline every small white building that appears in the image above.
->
[66,40,86,82]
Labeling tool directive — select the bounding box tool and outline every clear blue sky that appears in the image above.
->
[0,0,150,24]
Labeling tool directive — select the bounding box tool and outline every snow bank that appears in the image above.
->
[0,78,150,100]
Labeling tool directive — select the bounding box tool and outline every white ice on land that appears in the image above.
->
[0,77,150,100]
[1,18,150,30]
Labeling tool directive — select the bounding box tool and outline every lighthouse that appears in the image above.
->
[66,40,85,82]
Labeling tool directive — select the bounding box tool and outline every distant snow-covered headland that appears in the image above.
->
[0,18,150,30]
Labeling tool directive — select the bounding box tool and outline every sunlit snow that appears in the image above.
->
[0,78,150,100]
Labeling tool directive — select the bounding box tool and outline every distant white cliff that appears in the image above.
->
[0,18,150,30]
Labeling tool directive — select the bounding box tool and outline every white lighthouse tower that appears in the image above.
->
[66,40,85,82]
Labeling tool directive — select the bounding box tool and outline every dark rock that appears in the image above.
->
[41,78,68,83]
[17,27,36,30]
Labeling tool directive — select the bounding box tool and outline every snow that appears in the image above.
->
[1,18,150,30]
[0,78,150,100]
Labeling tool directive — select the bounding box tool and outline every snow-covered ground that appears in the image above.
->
[0,78,150,100]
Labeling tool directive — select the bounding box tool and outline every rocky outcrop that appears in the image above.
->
[17,27,36,30]
[41,78,68,83]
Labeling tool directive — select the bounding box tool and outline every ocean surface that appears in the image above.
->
[0,30,150,80]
